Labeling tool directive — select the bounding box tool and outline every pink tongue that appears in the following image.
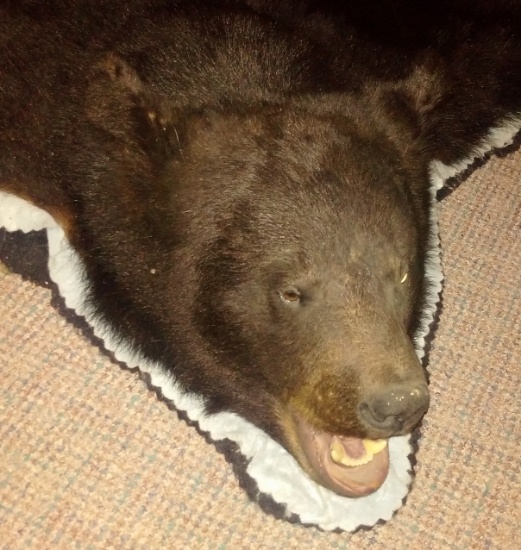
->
[339,437,366,459]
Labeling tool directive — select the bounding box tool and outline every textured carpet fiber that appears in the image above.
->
[0,149,520,549]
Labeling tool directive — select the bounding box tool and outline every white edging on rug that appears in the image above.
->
[0,116,519,531]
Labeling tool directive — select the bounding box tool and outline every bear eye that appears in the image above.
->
[400,271,408,284]
[280,287,302,304]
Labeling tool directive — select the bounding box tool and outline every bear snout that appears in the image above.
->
[358,382,430,436]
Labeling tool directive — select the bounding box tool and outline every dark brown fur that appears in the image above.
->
[1,0,520,490]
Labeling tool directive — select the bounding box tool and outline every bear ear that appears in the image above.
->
[368,57,444,158]
[396,58,444,125]
[86,54,185,163]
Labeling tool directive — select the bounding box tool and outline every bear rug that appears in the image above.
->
[0,122,520,538]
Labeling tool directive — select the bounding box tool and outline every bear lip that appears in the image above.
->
[292,414,390,497]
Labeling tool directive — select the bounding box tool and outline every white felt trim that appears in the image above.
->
[430,115,521,183]
[0,116,519,531]
[0,193,57,233]
[417,114,521,361]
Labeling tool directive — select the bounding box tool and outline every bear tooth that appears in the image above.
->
[330,440,346,464]
[362,439,388,455]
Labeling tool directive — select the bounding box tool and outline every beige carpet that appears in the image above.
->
[0,148,520,549]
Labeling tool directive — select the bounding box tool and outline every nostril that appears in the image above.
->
[359,402,401,431]
[359,384,430,432]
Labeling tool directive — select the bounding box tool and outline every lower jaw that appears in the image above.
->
[318,445,390,497]
[292,414,390,497]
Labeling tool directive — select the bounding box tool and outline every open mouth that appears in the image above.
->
[293,415,390,497]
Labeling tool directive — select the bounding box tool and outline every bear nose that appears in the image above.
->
[359,383,430,435]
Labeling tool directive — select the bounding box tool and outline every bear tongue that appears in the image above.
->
[332,436,366,459]
[293,416,390,498]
